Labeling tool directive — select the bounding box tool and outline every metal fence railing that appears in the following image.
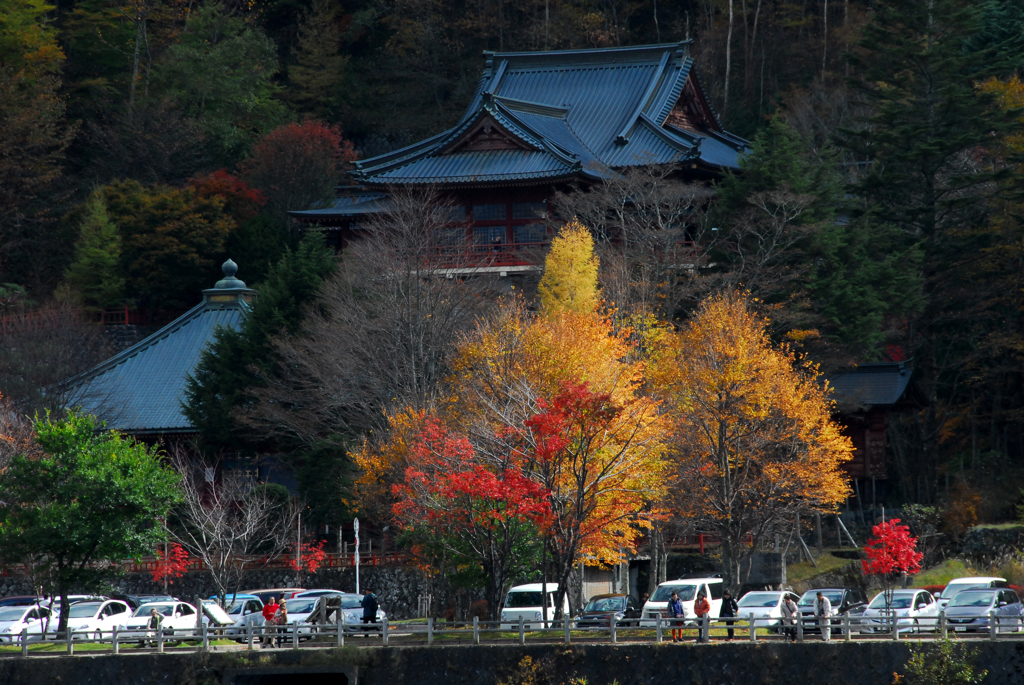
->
[4,611,1023,657]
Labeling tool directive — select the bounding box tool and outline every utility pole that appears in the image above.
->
[354,518,360,594]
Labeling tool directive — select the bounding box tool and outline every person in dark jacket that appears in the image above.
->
[720,590,739,640]
[361,589,379,633]
[667,591,685,643]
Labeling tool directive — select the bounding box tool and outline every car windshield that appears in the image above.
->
[225,602,248,614]
[0,607,28,622]
[799,591,843,607]
[68,603,102,618]
[738,593,780,608]
[941,583,990,599]
[584,597,625,612]
[651,585,697,602]
[950,591,995,608]
[340,596,362,609]
[288,600,318,614]
[133,604,174,617]
[868,595,912,609]
[505,592,547,608]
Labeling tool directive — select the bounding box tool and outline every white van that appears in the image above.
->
[937,577,1008,609]
[640,577,724,627]
[500,583,570,630]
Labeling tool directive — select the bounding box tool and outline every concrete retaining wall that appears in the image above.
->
[1,642,1023,685]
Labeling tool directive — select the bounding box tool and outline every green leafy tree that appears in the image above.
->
[158,2,289,164]
[0,412,181,635]
[182,232,337,451]
[98,179,235,309]
[286,0,349,120]
[900,639,988,685]
[65,192,125,310]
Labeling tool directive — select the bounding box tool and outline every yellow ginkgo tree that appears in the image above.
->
[652,291,853,591]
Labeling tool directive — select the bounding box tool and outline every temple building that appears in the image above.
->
[290,41,749,272]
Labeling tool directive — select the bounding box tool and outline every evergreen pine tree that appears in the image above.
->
[182,231,337,450]
[65,192,125,310]
[538,219,600,315]
[286,0,348,119]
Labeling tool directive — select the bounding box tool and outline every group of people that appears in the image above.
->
[664,590,834,642]
[260,597,290,647]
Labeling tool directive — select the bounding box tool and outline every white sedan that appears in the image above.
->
[0,604,53,643]
[66,600,132,639]
[859,589,940,634]
[735,591,801,630]
[119,601,205,642]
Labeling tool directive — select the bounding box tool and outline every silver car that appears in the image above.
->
[858,589,939,634]
[945,589,1024,633]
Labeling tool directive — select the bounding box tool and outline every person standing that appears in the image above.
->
[667,591,685,643]
[147,608,163,647]
[361,588,379,635]
[781,595,799,642]
[815,591,832,642]
[275,600,289,647]
[694,592,711,642]
[261,596,279,647]
[720,590,738,640]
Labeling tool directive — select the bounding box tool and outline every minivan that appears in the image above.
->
[937,577,1008,609]
[640,578,724,627]
[500,584,570,630]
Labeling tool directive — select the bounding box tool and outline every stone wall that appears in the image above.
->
[0,566,480,620]
[963,525,1024,559]
[1,641,1023,685]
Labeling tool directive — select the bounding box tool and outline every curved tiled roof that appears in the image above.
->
[63,264,254,435]
[348,42,747,189]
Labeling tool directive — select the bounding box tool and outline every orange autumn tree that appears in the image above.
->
[653,292,853,592]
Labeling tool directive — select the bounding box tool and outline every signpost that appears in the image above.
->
[354,517,360,595]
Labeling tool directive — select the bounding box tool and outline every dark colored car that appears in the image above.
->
[110,594,176,610]
[798,588,868,631]
[0,596,42,608]
[573,594,642,628]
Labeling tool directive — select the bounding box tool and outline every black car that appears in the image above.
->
[573,594,642,628]
[797,588,868,631]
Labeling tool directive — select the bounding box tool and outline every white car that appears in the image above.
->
[214,596,265,637]
[291,589,345,600]
[500,584,569,630]
[937,577,1008,609]
[119,601,205,642]
[65,600,132,640]
[278,597,322,637]
[0,604,53,643]
[859,589,940,634]
[331,593,386,633]
[640,578,724,627]
[735,591,801,630]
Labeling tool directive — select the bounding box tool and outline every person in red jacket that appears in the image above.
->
[261,596,279,647]
[694,592,711,642]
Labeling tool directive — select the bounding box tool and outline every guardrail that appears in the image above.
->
[4,610,1023,657]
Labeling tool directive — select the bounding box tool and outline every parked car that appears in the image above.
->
[945,589,1024,633]
[797,588,868,631]
[858,589,940,634]
[65,600,132,640]
[111,594,176,611]
[0,596,42,608]
[573,594,642,628]
[329,593,386,633]
[0,604,52,643]
[936,577,1008,609]
[207,594,265,637]
[640,578,724,627]
[735,591,801,630]
[241,588,306,606]
[119,601,205,642]
[291,589,346,600]
[500,584,569,630]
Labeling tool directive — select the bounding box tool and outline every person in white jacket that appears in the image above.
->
[815,592,832,641]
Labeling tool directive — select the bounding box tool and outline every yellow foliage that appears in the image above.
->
[651,291,853,582]
[348,406,428,518]
[979,77,1024,157]
[538,219,600,315]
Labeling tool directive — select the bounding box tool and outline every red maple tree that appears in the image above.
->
[862,518,923,608]
[151,543,190,583]
[392,418,552,620]
[287,540,329,573]
[188,169,266,224]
